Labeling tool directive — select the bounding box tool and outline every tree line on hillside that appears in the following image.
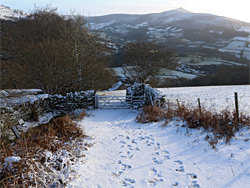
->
[155,65,249,88]
[0,7,177,94]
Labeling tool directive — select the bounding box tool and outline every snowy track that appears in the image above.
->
[68,109,250,188]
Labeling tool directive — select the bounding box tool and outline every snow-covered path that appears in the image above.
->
[68,109,250,188]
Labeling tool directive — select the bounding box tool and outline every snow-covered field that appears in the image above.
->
[111,67,199,81]
[68,85,250,188]
[158,85,250,114]
[98,85,250,114]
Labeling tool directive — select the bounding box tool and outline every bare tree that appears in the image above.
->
[0,7,115,94]
[123,41,178,83]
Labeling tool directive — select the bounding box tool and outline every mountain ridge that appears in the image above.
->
[87,7,250,25]
[0,5,27,20]
[87,8,250,61]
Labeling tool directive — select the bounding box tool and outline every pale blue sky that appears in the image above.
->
[2,0,250,22]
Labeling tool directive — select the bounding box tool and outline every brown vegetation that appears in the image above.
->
[137,104,250,148]
[0,7,115,94]
[0,115,87,187]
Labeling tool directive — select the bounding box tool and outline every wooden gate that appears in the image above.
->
[95,94,145,109]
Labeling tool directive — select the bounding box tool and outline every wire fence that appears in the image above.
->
[164,95,250,115]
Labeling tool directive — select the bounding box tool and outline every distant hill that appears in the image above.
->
[0,5,28,20]
[87,8,250,60]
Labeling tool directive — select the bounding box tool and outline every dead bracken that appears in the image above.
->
[137,104,250,148]
[0,114,88,187]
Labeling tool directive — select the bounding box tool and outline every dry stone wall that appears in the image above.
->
[0,90,95,139]
[126,83,165,107]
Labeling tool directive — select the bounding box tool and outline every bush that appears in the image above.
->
[136,105,165,123]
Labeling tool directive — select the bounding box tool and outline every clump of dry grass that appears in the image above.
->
[136,105,165,123]
[137,104,250,148]
[69,110,89,121]
[0,115,87,187]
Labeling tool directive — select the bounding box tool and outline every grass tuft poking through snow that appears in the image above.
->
[137,104,250,148]
[0,114,88,187]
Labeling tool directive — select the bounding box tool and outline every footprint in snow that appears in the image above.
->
[188,180,200,188]
[152,156,162,164]
[175,166,185,172]
[162,150,170,159]
[162,150,169,154]
[152,152,160,156]
[131,139,137,144]
[149,167,163,178]
[172,181,179,186]
[187,173,198,179]
[120,141,126,144]
[147,178,164,187]
[138,136,146,140]
[120,163,132,171]
[124,178,136,184]
[111,171,123,177]
[120,179,135,187]
[174,160,184,172]
[145,135,154,141]
[135,147,140,151]
[174,160,183,165]
[126,151,134,159]
[149,167,158,176]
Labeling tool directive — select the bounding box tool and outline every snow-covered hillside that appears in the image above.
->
[69,85,250,188]
[0,5,27,20]
[87,8,250,60]
[111,67,201,83]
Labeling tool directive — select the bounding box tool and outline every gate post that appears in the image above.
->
[95,94,99,108]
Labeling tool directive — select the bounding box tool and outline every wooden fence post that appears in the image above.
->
[234,92,239,124]
[198,98,202,115]
[157,99,160,108]
[11,125,21,139]
[95,94,99,108]
[176,99,180,109]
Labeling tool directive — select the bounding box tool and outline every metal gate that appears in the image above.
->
[95,94,145,109]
